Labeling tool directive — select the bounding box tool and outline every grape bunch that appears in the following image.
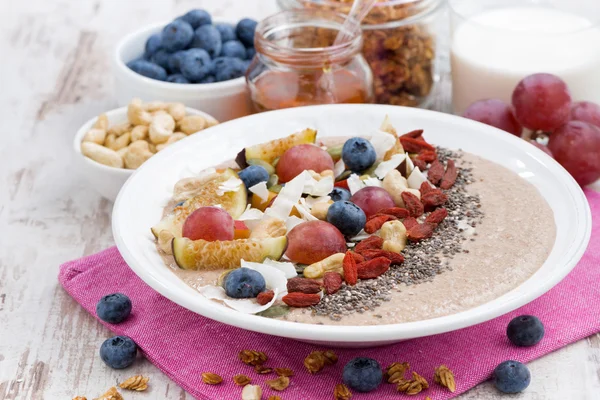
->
[463,73,600,186]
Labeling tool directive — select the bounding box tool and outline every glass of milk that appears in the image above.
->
[449,0,600,115]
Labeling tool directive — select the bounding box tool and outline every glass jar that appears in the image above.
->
[246,10,374,112]
[278,0,444,107]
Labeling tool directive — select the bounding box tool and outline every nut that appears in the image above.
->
[124,140,153,169]
[250,217,286,239]
[149,113,175,144]
[178,115,206,134]
[241,384,262,400]
[81,142,124,168]
[156,132,187,151]
[130,125,149,141]
[142,101,168,112]
[382,169,408,206]
[107,121,131,137]
[304,253,345,278]
[378,220,407,253]
[167,102,186,121]
[82,128,107,145]
[127,98,153,126]
[106,132,131,151]
[93,113,109,130]
[310,200,332,220]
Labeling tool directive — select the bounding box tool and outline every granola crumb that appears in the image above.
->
[266,376,290,391]
[73,397,87,400]
[435,364,456,392]
[254,364,273,374]
[274,367,294,377]
[304,351,326,374]
[239,350,267,366]
[233,374,251,386]
[118,375,149,391]
[201,372,223,385]
[93,387,123,400]
[333,383,352,400]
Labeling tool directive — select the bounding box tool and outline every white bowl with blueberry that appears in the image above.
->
[113,9,257,122]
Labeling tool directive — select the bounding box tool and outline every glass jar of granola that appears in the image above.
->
[278,0,443,107]
[246,10,374,112]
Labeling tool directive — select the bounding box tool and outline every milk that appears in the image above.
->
[451,7,600,115]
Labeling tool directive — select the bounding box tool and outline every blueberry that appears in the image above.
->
[224,267,266,298]
[191,25,222,58]
[198,75,216,84]
[174,200,186,208]
[326,201,366,237]
[161,19,194,52]
[215,23,237,42]
[494,360,531,393]
[238,165,269,189]
[144,33,162,58]
[246,46,256,60]
[99,336,137,369]
[343,357,383,393]
[96,293,132,324]
[236,18,258,47]
[127,60,167,81]
[213,57,246,81]
[342,137,377,172]
[329,187,351,202]
[179,9,212,29]
[166,74,189,84]
[150,49,172,71]
[167,50,187,73]
[221,40,246,59]
[180,48,213,82]
[507,315,545,347]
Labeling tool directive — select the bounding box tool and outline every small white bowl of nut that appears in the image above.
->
[74,98,218,201]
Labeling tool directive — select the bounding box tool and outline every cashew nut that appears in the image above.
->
[178,115,206,134]
[310,200,333,220]
[127,98,153,126]
[149,113,175,144]
[156,132,187,151]
[167,102,186,121]
[124,140,153,169]
[81,142,124,168]
[92,113,109,131]
[105,132,131,151]
[107,122,131,137]
[82,128,106,145]
[130,125,149,141]
[143,101,168,112]
[304,253,345,279]
[241,385,262,400]
[378,220,407,253]
[383,169,422,207]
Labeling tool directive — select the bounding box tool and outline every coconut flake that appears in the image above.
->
[407,167,427,189]
[349,230,370,241]
[238,205,264,221]
[364,177,383,188]
[374,154,406,179]
[347,173,365,194]
[249,181,269,202]
[263,259,297,279]
[296,198,318,221]
[405,156,415,176]
[216,177,243,196]
[198,285,279,314]
[264,172,305,220]
[304,195,331,209]
[346,242,355,248]
[303,174,334,197]
[285,215,305,231]
[242,259,289,292]
[369,129,397,160]
[334,159,346,178]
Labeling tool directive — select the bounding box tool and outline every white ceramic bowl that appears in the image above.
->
[73,106,216,202]
[113,22,252,122]
[112,104,591,347]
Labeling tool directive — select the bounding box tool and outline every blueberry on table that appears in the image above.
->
[167,50,186,73]
[329,187,351,202]
[166,74,189,84]
[343,357,383,392]
[100,336,138,369]
[161,19,194,52]
[144,33,162,58]
[327,201,366,237]
[507,315,545,347]
[224,268,266,298]
[127,60,167,81]
[342,137,376,172]
[96,293,132,323]
[180,48,213,82]
[239,165,270,189]
[215,23,237,42]
[150,49,172,71]
[494,360,531,393]
[213,57,247,82]
[246,46,256,60]
[221,40,247,60]
[178,9,212,29]
[192,25,222,59]
[236,18,258,47]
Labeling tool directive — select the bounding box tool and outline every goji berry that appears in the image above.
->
[354,236,384,253]
[421,189,448,208]
[334,179,349,190]
[282,292,321,307]
[417,149,437,163]
[359,249,404,265]
[420,181,434,196]
[400,136,435,153]
[401,191,424,217]
[401,129,424,139]
[356,257,391,279]
[402,217,418,230]
[428,160,445,185]
[440,159,458,189]
[342,251,358,285]
[378,207,410,219]
[425,208,448,225]
[365,214,397,234]
[350,252,365,264]
[407,222,437,242]
[287,277,322,294]
[323,272,343,295]
[257,290,275,305]
[412,157,427,171]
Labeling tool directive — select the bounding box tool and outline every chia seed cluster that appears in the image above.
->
[311,148,485,320]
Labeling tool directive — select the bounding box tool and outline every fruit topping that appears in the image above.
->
[276,144,334,183]
[401,217,418,230]
[329,187,352,202]
[182,206,234,241]
[342,137,377,172]
[401,191,424,217]
[354,236,384,253]
[356,257,391,279]
[282,292,321,307]
[224,268,266,298]
[233,220,251,239]
[350,187,395,218]
[421,189,448,208]
[342,251,358,285]
[494,361,530,394]
[326,201,367,237]
[96,293,132,324]
[407,222,437,242]
[285,221,346,264]
[506,315,545,347]
[172,236,287,270]
[323,272,343,295]
[427,159,445,185]
[377,207,410,219]
[463,99,522,136]
[238,128,317,167]
[425,208,448,225]
[357,249,404,265]
[256,290,275,305]
[286,277,322,294]
[343,357,383,393]
[399,136,435,153]
[100,336,138,369]
[440,159,458,190]
[239,165,270,189]
[364,214,396,234]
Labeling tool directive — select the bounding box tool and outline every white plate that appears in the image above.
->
[112,104,591,347]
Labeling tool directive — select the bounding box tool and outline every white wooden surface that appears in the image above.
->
[1,0,599,399]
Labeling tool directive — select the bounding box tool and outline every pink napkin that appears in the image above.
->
[59,191,600,400]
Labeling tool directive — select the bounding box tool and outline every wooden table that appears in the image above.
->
[1,0,599,399]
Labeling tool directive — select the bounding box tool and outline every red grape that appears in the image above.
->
[571,101,600,128]
[182,206,234,241]
[548,121,600,186]
[285,220,346,264]
[511,73,572,131]
[350,187,395,218]
[276,144,334,182]
[463,99,522,136]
